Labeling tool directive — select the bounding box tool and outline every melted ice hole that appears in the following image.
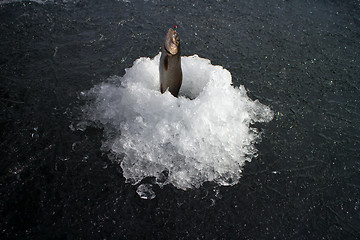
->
[83,53,273,190]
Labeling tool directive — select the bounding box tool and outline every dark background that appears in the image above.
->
[1,0,359,239]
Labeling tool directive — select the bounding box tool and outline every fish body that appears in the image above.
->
[159,27,182,97]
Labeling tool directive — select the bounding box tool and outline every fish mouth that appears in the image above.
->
[164,28,180,55]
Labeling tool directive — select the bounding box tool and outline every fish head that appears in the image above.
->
[164,27,180,55]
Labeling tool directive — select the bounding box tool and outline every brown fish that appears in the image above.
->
[159,26,182,97]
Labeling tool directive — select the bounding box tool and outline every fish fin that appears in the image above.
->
[160,83,164,93]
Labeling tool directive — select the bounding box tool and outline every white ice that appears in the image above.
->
[136,184,156,200]
[83,53,273,190]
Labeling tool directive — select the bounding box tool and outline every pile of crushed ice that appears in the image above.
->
[83,53,273,190]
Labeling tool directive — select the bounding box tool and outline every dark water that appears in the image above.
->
[1,0,360,239]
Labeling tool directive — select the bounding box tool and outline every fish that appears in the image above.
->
[159,26,182,97]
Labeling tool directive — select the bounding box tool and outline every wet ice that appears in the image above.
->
[83,53,273,190]
[136,184,156,200]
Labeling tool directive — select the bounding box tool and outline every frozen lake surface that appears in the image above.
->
[1,0,359,239]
